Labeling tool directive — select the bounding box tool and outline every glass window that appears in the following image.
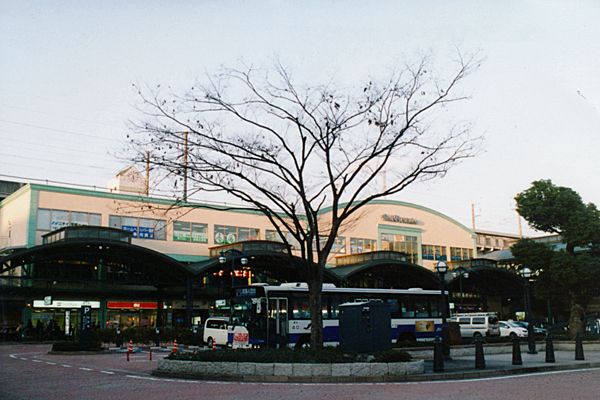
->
[37,209,51,230]
[154,219,166,240]
[70,211,89,226]
[381,233,418,263]
[266,230,300,250]
[215,225,259,244]
[89,213,101,226]
[109,215,121,229]
[49,210,69,231]
[191,223,208,243]
[350,238,377,254]
[173,221,191,241]
[318,236,346,253]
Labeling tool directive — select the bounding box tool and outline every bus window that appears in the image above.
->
[291,296,310,319]
[429,295,441,317]
[328,295,340,319]
[404,295,430,318]
[387,298,401,318]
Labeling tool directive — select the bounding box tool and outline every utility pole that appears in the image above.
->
[145,150,151,196]
[183,131,188,202]
[471,204,480,230]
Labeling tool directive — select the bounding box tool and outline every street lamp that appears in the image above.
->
[452,266,469,313]
[219,249,248,289]
[436,260,451,359]
[520,266,537,354]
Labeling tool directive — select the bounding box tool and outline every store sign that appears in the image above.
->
[33,300,100,309]
[138,227,154,239]
[121,225,138,237]
[214,269,251,278]
[107,302,159,309]
[381,214,417,224]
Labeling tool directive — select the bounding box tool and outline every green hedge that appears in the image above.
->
[167,347,412,363]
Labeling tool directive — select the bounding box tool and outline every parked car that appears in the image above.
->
[516,321,549,335]
[499,320,528,338]
[449,313,501,338]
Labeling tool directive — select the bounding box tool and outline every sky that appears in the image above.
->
[2,0,600,238]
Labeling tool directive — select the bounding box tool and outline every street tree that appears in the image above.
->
[513,180,600,333]
[129,54,481,347]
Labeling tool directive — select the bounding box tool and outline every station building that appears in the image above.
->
[0,169,526,333]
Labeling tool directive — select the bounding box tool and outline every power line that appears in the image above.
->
[0,119,128,141]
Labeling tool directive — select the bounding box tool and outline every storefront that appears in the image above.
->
[30,299,101,337]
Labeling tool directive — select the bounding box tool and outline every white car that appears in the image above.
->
[499,320,528,338]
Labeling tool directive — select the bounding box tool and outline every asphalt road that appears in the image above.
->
[2,344,600,400]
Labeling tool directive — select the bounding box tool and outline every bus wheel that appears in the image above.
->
[294,335,310,349]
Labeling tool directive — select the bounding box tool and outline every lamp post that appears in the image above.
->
[453,266,469,313]
[219,249,248,289]
[521,267,537,354]
[436,261,451,359]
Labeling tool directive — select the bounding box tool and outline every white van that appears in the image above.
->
[203,317,232,348]
[450,313,500,338]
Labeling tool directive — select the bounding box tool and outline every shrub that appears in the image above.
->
[168,346,411,363]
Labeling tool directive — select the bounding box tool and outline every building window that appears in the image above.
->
[214,225,259,244]
[318,236,346,253]
[381,233,418,263]
[450,247,473,261]
[265,230,300,250]
[37,209,102,231]
[350,238,377,254]
[173,221,208,243]
[109,215,166,240]
[422,245,447,261]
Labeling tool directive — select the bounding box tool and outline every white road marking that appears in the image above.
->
[62,365,72,368]
[80,367,92,371]
[100,371,114,375]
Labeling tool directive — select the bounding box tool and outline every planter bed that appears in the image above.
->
[153,358,425,383]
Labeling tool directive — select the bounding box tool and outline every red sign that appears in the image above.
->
[107,302,159,309]
[234,332,249,342]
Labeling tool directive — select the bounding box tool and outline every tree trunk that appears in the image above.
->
[307,266,324,348]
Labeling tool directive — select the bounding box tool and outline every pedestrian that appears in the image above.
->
[36,320,43,342]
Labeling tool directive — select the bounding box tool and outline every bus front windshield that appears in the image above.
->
[232,296,266,329]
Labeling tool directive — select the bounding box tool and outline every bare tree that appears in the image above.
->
[129,52,482,347]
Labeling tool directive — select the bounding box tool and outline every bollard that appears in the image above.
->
[116,328,122,348]
[545,333,555,363]
[433,337,444,372]
[127,339,133,362]
[512,335,522,365]
[149,348,152,361]
[475,335,486,369]
[575,332,585,360]
[155,328,160,348]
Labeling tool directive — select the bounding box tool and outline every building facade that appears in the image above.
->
[1,174,526,335]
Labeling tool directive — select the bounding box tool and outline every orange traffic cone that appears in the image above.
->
[172,338,178,353]
[212,340,216,351]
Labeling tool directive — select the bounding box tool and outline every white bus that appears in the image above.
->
[228,282,446,348]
